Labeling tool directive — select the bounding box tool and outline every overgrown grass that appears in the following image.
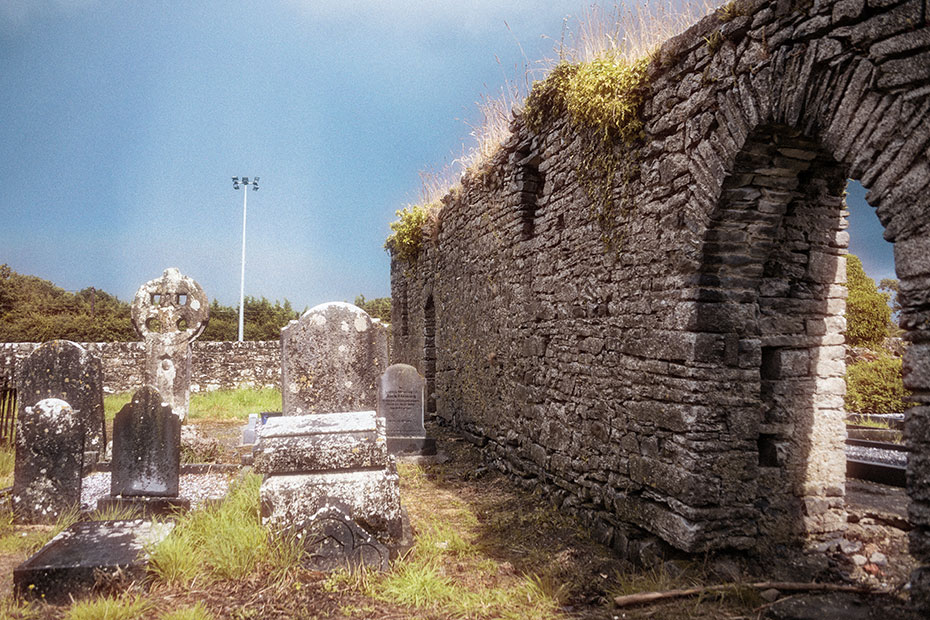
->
[148,472,296,587]
[387,0,717,257]
[64,595,153,620]
[0,443,14,488]
[188,388,281,421]
[103,391,133,422]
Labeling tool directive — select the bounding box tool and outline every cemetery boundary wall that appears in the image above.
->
[0,341,280,394]
[390,0,930,606]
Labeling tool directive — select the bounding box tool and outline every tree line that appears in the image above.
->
[0,265,391,342]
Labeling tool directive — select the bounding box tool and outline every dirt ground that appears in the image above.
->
[1,420,923,619]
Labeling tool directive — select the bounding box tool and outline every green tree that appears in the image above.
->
[845,355,914,414]
[845,254,892,348]
[354,295,391,323]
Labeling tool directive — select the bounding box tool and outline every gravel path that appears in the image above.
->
[81,471,236,512]
[845,444,907,468]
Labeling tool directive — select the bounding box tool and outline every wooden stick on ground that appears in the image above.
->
[613,581,888,608]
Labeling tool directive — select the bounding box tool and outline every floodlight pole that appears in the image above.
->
[232,176,259,342]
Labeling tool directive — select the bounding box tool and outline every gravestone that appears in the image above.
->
[16,340,105,463]
[13,399,84,524]
[377,364,436,455]
[281,302,388,415]
[97,386,189,515]
[256,411,411,564]
[131,268,209,421]
[15,519,173,604]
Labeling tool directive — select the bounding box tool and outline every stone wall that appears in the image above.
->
[391,0,930,605]
[0,341,281,393]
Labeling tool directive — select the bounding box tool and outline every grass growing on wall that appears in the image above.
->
[384,0,717,257]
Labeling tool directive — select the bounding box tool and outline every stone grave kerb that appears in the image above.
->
[131,268,209,421]
[16,340,105,462]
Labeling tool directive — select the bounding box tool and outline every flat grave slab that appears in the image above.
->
[14,519,173,604]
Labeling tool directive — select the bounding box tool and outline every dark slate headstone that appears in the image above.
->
[13,398,84,524]
[281,302,388,415]
[16,340,105,462]
[14,519,173,604]
[377,364,436,455]
[110,386,181,497]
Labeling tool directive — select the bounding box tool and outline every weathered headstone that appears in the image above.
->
[97,386,189,515]
[16,340,105,463]
[256,411,411,564]
[131,268,209,421]
[377,364,436,455]
[281,302,388,415]
[13,398,84,524]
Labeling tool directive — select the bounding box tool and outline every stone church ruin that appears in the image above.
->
[390,0,930,605]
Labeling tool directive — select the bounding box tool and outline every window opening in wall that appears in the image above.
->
[400,290,409,338]
[515,151,543,240]
[423,295,436,414]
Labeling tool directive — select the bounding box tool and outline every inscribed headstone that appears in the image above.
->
[110,386,181,497]
[281,302,388,415]
[131,268,209,420]
[13,398,84,524]
[16,340,105,461]
[377,364,426,436]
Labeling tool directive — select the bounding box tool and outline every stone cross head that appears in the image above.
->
[131,268,209,343]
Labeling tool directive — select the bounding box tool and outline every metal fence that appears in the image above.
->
[0,383,15,445]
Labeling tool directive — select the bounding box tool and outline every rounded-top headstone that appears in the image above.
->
[17,340,105,458]
[281,302,388,415]
[13,398,84,524]
[131,268,209,343]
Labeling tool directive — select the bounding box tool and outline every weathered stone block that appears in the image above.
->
[261,468,406,545]
[14,520,172,604]
[131,268,209,421]
[254,411,388,473]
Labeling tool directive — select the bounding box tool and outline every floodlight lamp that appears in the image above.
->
[242,177,249,184]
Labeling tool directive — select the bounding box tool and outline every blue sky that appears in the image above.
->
[0,1,894,309]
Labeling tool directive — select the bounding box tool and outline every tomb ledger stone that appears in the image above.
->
[13,399,84,524]
[131,268,209,421]
[16,340,105,463]
[256,411,411,568]
[281,302,388,415]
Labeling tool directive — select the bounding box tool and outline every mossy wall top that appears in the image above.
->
[390,0,930,605]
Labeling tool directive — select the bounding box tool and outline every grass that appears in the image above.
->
[64,595,152,620]
[387,0,717,256]
[147,472,280,585]
[104,388,281,423]
[0,444,13,488]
